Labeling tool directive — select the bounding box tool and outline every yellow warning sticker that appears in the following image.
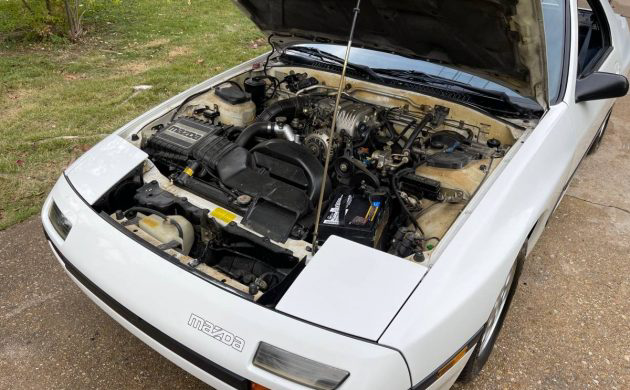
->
[211,208,236,223]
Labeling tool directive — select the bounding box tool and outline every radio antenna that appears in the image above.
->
[311,0,362,253]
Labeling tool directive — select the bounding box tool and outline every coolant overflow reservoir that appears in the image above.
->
[213,83,256,127]
[185,83,256,127]
[138,214,194,255]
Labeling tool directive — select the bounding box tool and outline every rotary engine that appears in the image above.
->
[141,80,502,255]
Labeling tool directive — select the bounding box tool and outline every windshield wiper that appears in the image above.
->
[373,68,537,116]
[284,46,383,82]
[373,68,508,99]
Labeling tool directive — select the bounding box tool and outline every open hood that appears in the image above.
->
[234,0,549,108]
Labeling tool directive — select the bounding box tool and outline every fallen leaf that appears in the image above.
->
[248,37,266,49]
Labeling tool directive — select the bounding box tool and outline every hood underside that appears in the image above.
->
[234,0,549,107]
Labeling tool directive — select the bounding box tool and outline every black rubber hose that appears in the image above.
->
[234,121,274,147]
[403,113,434,151]
[165,218,184,240]
[256,95,317,122]
[124,206,168,220]
[354,126,374,148]
[393,119,416,146]
[384,120,396,140]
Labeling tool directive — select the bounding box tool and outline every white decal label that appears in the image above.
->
[323,195,352,225]
[188,313,245,352]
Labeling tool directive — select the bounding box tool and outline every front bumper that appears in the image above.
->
[42,174,412,390]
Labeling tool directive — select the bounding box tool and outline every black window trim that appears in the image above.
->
[577,0,614,78]
[551,0,572,105]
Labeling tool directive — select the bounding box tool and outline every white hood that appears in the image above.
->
[277,236,428,341]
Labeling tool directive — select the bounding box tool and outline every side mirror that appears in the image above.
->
[576,72,629,103]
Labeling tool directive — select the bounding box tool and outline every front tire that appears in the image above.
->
[457,243,526,383]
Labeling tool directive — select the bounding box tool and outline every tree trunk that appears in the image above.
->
[64,0,84,41]
[21,0,35,15]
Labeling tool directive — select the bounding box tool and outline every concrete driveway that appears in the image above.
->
[1,88,630,390]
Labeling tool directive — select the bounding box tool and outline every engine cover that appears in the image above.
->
[145,119,329,243]
[145,117,222,159]
[214,139,329,242]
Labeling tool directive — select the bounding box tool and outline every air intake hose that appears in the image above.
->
[235,122,275,147]
[255,95,317,122]
[235,121,297,148]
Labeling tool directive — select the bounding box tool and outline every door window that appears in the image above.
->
[577,0,612,76]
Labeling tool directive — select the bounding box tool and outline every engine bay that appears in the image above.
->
[97,66,523,303]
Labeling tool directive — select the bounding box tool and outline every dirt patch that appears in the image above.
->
[139,37,170,49]
[119,61,155,75]
[1,89,37,124]
[167,46,193,58]
[4,89,33,103]
[62,73,86,81]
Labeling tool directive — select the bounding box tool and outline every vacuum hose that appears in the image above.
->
[403,113,434,151]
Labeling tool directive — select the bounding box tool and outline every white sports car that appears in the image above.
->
[43,0,629,389]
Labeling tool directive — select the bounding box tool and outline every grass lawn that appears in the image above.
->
[0,0,266,230]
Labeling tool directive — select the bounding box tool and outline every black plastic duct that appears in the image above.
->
[255,95,316,122]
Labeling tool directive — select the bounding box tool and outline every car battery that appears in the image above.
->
[318,190,390,248]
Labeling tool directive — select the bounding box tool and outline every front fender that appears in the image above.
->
[379,104,572,385]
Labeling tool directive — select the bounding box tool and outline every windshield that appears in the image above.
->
[293,43,525,99]
[542,0,566,102]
